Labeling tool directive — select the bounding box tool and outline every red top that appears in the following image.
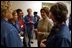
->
[18,17,25,31]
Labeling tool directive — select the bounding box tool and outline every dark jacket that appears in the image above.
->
[46,24,71,47]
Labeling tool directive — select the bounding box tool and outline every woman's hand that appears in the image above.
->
[37,32,42,34]
[40,39,47,47]
[40,42,46,47]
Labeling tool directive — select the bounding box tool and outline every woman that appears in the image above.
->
[1,9,23,47]
[40,2,71,47]
[8,10,24,35]
[8,10,21,33]
[36,7,53,47]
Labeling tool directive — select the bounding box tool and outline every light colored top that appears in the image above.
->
[37,17,53,39]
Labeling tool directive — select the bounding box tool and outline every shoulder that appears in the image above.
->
[1,20,17,31]
[1,20,11,29]
[46,18,53,27]
[1,20,17,35]
[55,28,71,43]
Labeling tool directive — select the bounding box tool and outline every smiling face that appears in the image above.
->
[13,13,18,21]
[12,10,18,21]
[40,9,47,19]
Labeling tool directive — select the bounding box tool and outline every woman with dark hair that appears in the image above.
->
[40,2,71,47]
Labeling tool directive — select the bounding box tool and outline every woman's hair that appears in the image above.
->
[50,2,68,23]
[40,7,49,16]
[1,8,9,19]
[12,10,17,16]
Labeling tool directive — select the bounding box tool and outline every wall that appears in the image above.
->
[11,1,42,17]
[10,1,71,26]
[10,1,60,17]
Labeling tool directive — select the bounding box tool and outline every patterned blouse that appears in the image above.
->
[37,17,53,42]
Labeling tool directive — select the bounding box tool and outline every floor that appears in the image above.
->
[20,31,38,47]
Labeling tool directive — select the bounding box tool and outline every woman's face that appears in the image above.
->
[40,10,47,19]
[5,10,13,20]
[49,12,56,22]
[13,13,18,21]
